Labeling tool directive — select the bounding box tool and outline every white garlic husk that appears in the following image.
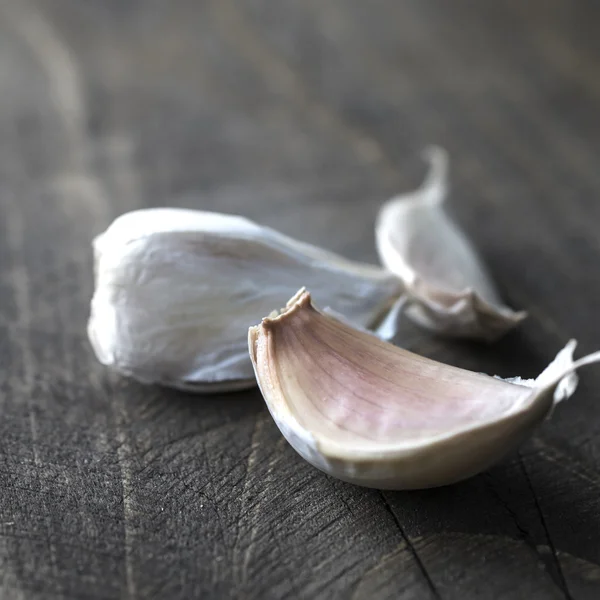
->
[375,147,526,341]
[88,208,403,391]
[248,289,599,490]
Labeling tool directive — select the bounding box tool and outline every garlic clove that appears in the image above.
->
[375,147,526,341]
[248,289,599,490]
[88,208,403,392]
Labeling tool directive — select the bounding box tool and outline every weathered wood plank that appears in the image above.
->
[1,0,599,599]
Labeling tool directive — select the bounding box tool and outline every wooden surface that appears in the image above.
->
[1,1,600,598]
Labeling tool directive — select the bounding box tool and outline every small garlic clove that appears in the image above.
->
[375,147,526,341]
[248,289,599,490]
[88,208,403,392]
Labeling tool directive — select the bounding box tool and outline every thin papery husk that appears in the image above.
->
[375,147,526,341]
[88,208,403,392]
[249,289,598,490]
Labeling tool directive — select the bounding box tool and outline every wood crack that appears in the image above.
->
[379,491,441,600]
[483,474,558,584]
[518,453,573,600]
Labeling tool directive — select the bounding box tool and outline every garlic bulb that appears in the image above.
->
[248,289,599,490]
[375,147,526,341]
[88,208,402,391]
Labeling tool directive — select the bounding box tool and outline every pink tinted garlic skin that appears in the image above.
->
[249,290,599,490]
[375,147,526,342]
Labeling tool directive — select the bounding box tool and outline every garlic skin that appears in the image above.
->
[375,147,526,341]
[88,208,402,391]
[248,290,598,490]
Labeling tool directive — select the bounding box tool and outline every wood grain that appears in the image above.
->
[1,0,599,598]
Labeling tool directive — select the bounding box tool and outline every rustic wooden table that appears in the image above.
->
[1,1,600,599]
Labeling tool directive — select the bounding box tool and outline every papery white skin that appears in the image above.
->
[375,147,526,341]
[88,208,402,391]
[248,290,600,490]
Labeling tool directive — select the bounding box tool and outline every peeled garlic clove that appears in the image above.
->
[88,208,402,392]
[248,289,599,490]
[375,147,526,341]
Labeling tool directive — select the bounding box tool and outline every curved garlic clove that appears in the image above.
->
[375,147,526,341]
[88,208,403,392]
[248,289,599,490]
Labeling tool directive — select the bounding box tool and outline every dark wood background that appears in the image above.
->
[1,0,600,598]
